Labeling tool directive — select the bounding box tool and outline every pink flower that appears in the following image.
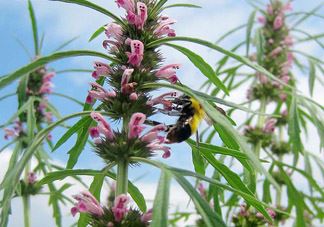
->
[283,2,293,12]
[4,122,22,140]
[137,2,148,29]
[256,72,268,84]
[71,191,104,217]
[88,82,116,101]
[198,183,206,199]
[4,129,15,140]
[85,94,94,104]
[126,40,144,66]
[284,35,293,46]
[280,75,290,84]
[263,118,277,133]
[239,204,249,217]
[128,112,146,139]
[126,2,147,29]
[44,112,53,123]
[89,127,100,138]
[38,101,47,114]
[147,142,171,158]
[39,81,54,94]
[103,40,120,52]
[129,92,138,100]
[287,52,294,64]
[115,0,135,12]
[121,68,137,94]
[42,72,55,83]
[267,208,276,219]
[279,93,287,101]
[267,4,273,15]
[268,39,274,44]
[154,17,176,37]
[92,61,112,79]
[257,16,266,25]
[155,64,180,84]
[140,124,170,158]
[141,208,153,223]
[27,172,37,184]
[105,23,123,40]
[282,109,288,117]
[112,194,129,222]
[90,112,115,140]
[146,92,178,110]
[270,46,283,57]
[273,15,283,30]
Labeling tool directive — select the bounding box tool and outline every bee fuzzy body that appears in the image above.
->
[166,95,205,143]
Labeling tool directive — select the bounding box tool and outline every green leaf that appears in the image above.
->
[52,0,125,25]
[48,183,62,227]
[291,3,323,27]
[0,50,119,89]
[246,10,256,56]
[53,116,92,152]
[133,157,277,221]
[17,75,29,110]
[278,166,306,227]
[0,142,22,190]
[165,43,229,95]
[0,111,94,226]
[214,124,239,150]
[201,152,258,202]
[174,174,226,227]
[66,118,93,169]
[255,28,265,65]
[0,93,15,102]
[308,60,316,97]
[27,98,36,141]
[51,92,84,106]
[151,171,171,227]
[216,24,247,44]
[163,4,201,9]
[53,36,79,52]
[28,0,39,55]
[89,26,105,42]
[190,142,206,175]
[147,36,294,90]
[288,95,304,153]
[37,168,147,212]
[142,82,280,191]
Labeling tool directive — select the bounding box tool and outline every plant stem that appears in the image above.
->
[116,159,129,196]
[22,195,31,227]
[254,97,267,158]
[23,162,31,227]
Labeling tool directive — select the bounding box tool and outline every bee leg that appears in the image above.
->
[144,119,174,132]
[157,108,183,116]
[195,130,200,151]
[145,119,163,126]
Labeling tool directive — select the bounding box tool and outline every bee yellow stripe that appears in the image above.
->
[189,98,205,134]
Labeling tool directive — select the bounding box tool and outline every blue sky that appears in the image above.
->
[1,0,323,226]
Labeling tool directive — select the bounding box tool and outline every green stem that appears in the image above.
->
[116,159,129,196]
[23,162,31,227]
[22,195,31,227]
[254,97,267,158]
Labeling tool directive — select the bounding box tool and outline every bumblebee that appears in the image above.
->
[164,95,205,143]
[149,94,225,144]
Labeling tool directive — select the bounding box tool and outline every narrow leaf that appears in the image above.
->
[151,171,171,227]
[165,43,229,95]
